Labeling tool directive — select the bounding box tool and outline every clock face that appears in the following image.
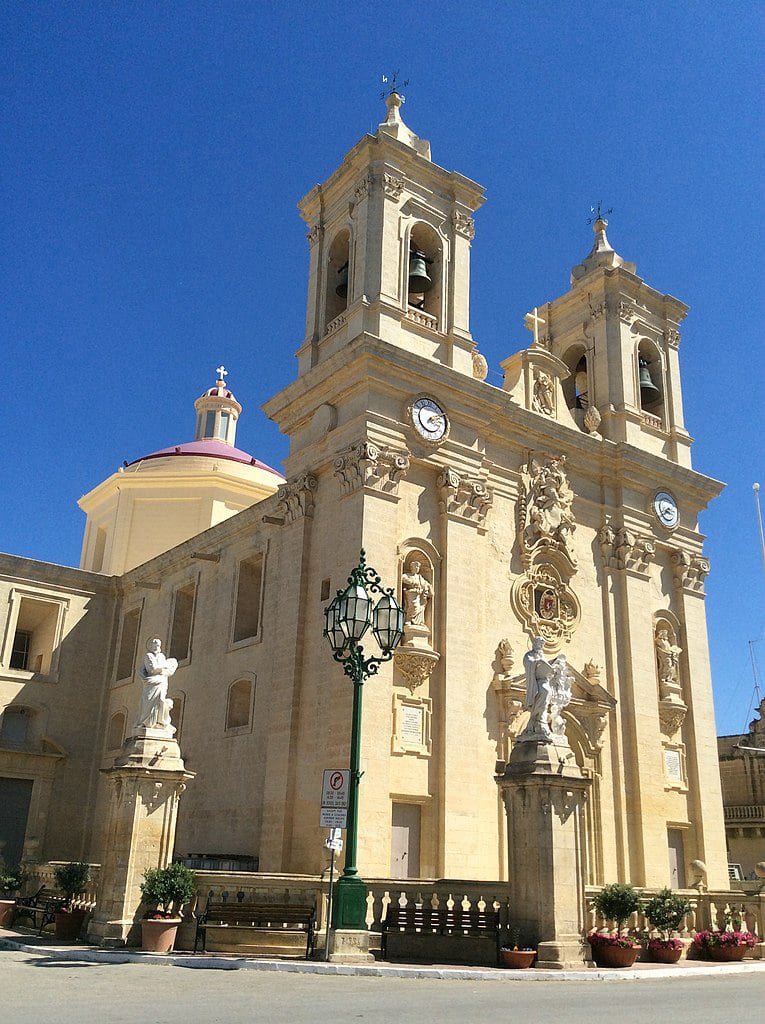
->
[653,491,678,529]
[411,397,448,441]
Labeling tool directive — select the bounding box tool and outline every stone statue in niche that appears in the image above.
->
[532,370,555,416]
[401,559,432,627]
[519,454,576,565]
[655,627,683,701]
[134,637,177,732]
[519,636,572,743]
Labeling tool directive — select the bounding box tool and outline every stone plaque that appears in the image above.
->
[401,703,424,745]
[664,748,682,781]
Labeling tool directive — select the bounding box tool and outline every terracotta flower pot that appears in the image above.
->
[705,943,747,962]
[54,908,86,940]
[500,948,537,969]
[591,943,640,968]
[0,899,15,928]
[141,917,181,953]
[648,944,683,964]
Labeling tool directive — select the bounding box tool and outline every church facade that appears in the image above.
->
[0,93,730,895]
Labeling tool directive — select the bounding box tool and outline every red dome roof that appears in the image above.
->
[128,439,283,477]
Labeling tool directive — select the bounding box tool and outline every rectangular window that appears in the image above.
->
[233,553,263,643]
[169,583,196,662]
[10,631,31,670]
[204,411,216,437]
[218,412,230,441]
[8,597,61,674]
[116,608,141,680]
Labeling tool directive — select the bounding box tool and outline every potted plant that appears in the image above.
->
[139,862,196,953]
[0,867,25,927]
[643,888,691,963]
[500,927,537,969]
[588,883,642,967]
[52,862,91,940]
[693,928,757,962]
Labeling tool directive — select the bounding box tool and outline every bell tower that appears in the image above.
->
[297,90,485,379]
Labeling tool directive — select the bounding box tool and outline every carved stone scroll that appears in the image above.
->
[334,441,410,497]
[599,522,655,574]
[275,473,318,523]
[437,467,493,525]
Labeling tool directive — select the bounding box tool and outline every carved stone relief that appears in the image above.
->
[510,562,581,646]
[671,550,710,593]
[531,370,555,416]
[471,350,489,381]
[517,453,576,568]
[334,440,410,497]
[452,210,475,239]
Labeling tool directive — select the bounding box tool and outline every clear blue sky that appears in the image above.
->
[2,2,763,735]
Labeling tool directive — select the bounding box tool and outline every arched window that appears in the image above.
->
[561,344,590,426]
[106,711,126,751]
[325,229,350,331]
[637,340,664,422]
[407,223,441,323]
[226,679,253,732]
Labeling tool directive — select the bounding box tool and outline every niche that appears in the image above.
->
[325,229,351,330]
[637,339,664,418]
[407,223,441,322]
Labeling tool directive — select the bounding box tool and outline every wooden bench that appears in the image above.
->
[11,887,68,934]
[194,898,317,958]
[381,903,506,966]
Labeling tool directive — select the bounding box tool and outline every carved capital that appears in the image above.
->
[334,440,410,496]
[437,467,493,524]
[275,473,318,523]
[306,224,321,247]
[671,549,709,592]
[354,174,372,202]
[664,327,681,349]
[589,301,607,321]
[452,210,475,239]
[599,521,655,573]
[619,300,636,325]
[382,173,405,200]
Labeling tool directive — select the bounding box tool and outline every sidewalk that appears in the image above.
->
[2,926,763,982]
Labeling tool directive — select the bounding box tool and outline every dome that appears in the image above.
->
[128,438,282,477]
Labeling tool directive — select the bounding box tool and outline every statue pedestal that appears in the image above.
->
[87,730,194,948]
[497,737,592,970]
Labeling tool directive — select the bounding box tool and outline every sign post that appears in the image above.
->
[323,827,343,961]
[320,770,349,958]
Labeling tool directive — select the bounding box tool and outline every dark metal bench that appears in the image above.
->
[194,898,317,958]
[11,887,68,934]
[381,903,506,965]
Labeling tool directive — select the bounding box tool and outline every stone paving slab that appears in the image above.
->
[1,927,763,982]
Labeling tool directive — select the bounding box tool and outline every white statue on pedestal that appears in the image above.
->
[401,560,432,627]
[134,637,177,732]
[520,636,572,742]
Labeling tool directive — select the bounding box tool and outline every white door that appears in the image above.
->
[668,829,686,888]
[390,803,421,879]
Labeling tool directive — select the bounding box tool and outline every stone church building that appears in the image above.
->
[0,93,730,900]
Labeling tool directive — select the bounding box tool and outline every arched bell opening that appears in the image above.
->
[561,344,590,427]
[325,229,351,330]
[407,223,441,322]
[636,339,664,419]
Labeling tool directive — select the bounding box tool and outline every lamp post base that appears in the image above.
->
[332,874,368,930]
[327,928,375,963]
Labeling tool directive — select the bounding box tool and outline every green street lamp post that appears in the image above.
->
[323,549,404,930]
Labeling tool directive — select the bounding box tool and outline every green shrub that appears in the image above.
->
[643,888,691,940]
[53,862,91,906]
[140,862,196,916]
[592,883,641,936]
[0,867,25,894]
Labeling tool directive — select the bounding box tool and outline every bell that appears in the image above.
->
[335,261,348,299]
[638,357,660,404]
[408,250,434,294]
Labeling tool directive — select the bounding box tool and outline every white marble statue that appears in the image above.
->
[520,636,571,742]
[134,637,177,731]
[401,560,432,627]
[655,628,682,686]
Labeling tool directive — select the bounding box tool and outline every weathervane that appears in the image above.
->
[381,71,409,102]
[587,201,613,224]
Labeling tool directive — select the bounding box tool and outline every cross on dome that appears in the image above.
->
[216,365,228,384]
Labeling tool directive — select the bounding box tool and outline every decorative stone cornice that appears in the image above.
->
[452,210,475,239]
[334,441,410,497]
[599,522,655,574]
[275,473,318,523]
[437,467,493,524]
[671,550,710,593]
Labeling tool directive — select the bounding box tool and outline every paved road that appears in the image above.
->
[3,950,764,1024]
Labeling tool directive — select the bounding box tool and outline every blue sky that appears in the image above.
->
[2,2,763,734]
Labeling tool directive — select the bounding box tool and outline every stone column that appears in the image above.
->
[497,737,592,969]
[87,728,194,948]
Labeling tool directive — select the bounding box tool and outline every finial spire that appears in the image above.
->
[376,73,431,160]
[216,364,228,385]
[571,204,636,282]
